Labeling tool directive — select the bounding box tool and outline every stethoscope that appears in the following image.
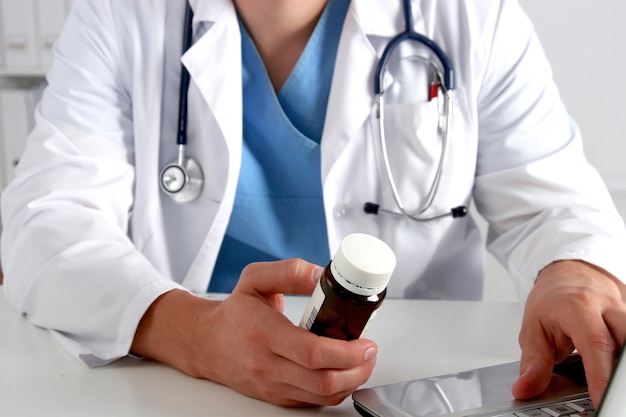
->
[363,0,467,221]
[160,0,468,222]
[159,3,203,204]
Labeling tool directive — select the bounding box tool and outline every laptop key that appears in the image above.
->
[515,410,551,417]
[540,404,577,415]
[570,399,594,411]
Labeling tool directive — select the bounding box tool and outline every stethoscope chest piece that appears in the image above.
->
[160,156,203,204]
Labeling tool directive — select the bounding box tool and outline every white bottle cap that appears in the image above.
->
[331,233,396,296]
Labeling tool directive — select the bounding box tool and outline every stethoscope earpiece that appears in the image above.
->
[364,202,468,222]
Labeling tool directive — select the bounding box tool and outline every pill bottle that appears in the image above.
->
[299,233,396,340]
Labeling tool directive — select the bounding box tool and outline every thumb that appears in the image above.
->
[236,259,323,297]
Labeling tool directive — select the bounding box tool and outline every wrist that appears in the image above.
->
[131,289,219,374]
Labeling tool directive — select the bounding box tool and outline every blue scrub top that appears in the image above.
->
[209,0,351,292]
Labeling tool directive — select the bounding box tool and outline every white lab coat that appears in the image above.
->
[2,0,625,365]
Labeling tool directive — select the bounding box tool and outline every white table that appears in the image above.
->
[0,290,523,416]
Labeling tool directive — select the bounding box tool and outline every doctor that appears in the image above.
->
[2,0,626,408]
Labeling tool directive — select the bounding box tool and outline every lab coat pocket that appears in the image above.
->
[379,99,442,212]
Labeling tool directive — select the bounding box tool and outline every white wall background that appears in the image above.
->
[482,1,626,301]
[522,1,626,188]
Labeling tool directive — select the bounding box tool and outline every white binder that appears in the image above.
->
[34,0,68,69]
[0,89,33,189]
[0,0,38,70]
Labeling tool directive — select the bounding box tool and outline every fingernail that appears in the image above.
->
[364,346,377,362]
[313,266,324,282]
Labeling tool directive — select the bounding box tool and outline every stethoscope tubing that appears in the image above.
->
[177,3,193,147]
[370,0,465,221]
[375,92,453,221]
[375,0,455,95]
[163,0,466,219]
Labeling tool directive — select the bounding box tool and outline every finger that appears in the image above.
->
[603,307,626,347]
[269,324,378,370]
[229,352,368,408]
[265,382,358,408]
[230,284,378,369]
[572,320,618,406]
[511,346,554,400]
[223,314,376,406]
[512,324,558,400]
[280,383,366,407]
[236,259,323,297]
[271,356,376,406]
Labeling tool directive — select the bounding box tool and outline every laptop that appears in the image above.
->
[353,345,625,417]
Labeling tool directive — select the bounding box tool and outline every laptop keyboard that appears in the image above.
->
[496,397,595,417]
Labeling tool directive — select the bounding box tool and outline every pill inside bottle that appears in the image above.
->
[299,233,396,340]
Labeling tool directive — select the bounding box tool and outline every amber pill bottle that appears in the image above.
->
[299,233,396,340]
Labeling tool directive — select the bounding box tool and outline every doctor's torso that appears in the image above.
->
[152,0,483,299]
[30,0,563,299]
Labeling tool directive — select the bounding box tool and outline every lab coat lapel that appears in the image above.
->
[183,1,242,150]
[176,0,243,291]
[321,6,376,180]
[321,1,414,180]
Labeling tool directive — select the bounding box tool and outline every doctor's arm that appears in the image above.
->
[0,0,177,366]
[471,0,626,408]
[129,259,377,407]
[0,1,375,406]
